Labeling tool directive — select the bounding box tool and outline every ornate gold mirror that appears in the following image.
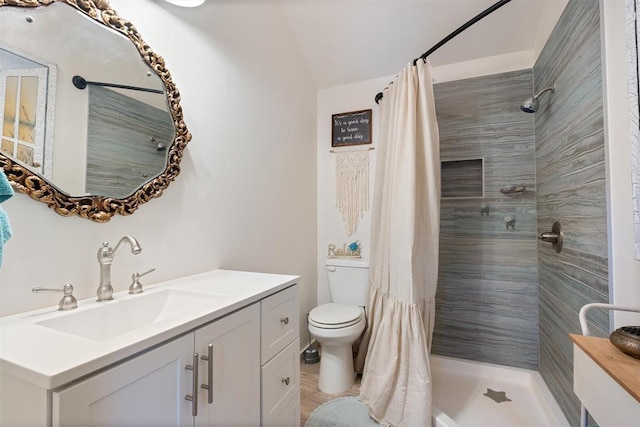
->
[0,0,191,222]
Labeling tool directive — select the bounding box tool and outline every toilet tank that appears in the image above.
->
[326,258,369,306]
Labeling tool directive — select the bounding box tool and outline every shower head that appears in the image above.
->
[520,98,540,114]
[520,85,555,113]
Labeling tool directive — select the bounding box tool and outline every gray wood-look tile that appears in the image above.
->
[533,1,608,425]
[433,69,539,370]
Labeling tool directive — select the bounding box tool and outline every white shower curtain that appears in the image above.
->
[358,59,440,426]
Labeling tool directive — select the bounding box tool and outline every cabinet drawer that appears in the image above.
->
[261,284,299,363]
[261,338,300,426]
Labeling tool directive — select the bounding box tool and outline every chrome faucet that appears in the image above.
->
[97,235,142,301]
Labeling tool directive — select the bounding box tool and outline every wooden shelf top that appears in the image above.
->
[570,334,640,403]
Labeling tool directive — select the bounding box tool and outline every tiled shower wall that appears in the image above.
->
[431,2,608,426]
[534,0,609,425]
[432,70,539,370]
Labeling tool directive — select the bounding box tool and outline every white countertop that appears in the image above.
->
[0,270,298,390]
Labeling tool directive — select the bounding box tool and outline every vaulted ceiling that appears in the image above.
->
[281,0,569,88]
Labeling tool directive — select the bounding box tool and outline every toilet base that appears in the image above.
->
[317,344,356,394]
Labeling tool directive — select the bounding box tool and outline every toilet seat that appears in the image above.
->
[308,303,363,329]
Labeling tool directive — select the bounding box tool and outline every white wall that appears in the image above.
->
[0,0,318,347]
[316,77,387,306]
[600,0,640,327]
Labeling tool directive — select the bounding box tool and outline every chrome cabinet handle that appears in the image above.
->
[185,353,199,416]
[200,344,213,404]
[282,377,290,386]
[280,317,289,325]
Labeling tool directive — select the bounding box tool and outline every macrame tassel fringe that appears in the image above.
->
[335,150,370,236]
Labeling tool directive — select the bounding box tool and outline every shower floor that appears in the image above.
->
[431,355,569,427]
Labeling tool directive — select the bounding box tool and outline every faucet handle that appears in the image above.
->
[129,268,155,294]
[32,284,78,311]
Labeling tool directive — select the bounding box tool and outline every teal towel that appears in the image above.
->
[0,171,14,268]
[0,206,11,266]
[0,171,12,203]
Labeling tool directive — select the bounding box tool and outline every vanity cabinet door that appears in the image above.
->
[52,334,194,427]
[195,302,261,427]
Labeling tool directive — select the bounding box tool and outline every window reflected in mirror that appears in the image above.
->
[0,45,54,178]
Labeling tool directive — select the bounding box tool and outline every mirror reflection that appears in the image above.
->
[0,1,176,200]
[0,0,190,222]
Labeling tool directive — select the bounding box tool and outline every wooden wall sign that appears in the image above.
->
[331,109,372,147]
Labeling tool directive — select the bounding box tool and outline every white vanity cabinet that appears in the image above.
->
[53,303,261,426]
[0,271,301,427]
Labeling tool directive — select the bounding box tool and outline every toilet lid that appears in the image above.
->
[309,303,362,328]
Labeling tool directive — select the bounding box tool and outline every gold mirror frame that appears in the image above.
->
[0,0,191,223]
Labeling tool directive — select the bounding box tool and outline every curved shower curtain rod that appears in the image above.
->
[374,0,513,104]
[72,75,164,94]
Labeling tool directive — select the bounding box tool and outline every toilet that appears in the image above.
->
[308,258,369,394]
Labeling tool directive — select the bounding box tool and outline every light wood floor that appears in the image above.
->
[300,357,362,425]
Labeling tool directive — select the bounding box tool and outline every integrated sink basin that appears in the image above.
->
[36,289,227,341]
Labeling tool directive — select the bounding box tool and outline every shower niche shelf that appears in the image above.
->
[441,158,484,199]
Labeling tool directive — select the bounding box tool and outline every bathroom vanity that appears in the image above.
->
[571,334,640,426]
[0,270,300,426]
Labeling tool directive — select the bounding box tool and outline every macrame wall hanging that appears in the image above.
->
[334,148,372,236]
